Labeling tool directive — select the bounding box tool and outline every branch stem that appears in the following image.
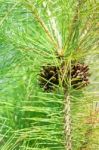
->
[64,91,72,150]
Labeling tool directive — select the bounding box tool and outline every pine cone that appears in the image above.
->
[39,63,90,91]
[39,65,59,91]
[71,63,90,89]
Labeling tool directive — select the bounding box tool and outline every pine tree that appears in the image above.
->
[0,0,99,150]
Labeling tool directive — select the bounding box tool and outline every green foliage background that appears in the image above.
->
[0,0,99,150]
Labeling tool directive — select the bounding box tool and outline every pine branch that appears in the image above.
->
[43,0,63,56]
[23,0,58,49]
[64,91,72,150]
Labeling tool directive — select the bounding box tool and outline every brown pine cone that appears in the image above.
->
[71,63,90,89]
[39,65,59,91]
